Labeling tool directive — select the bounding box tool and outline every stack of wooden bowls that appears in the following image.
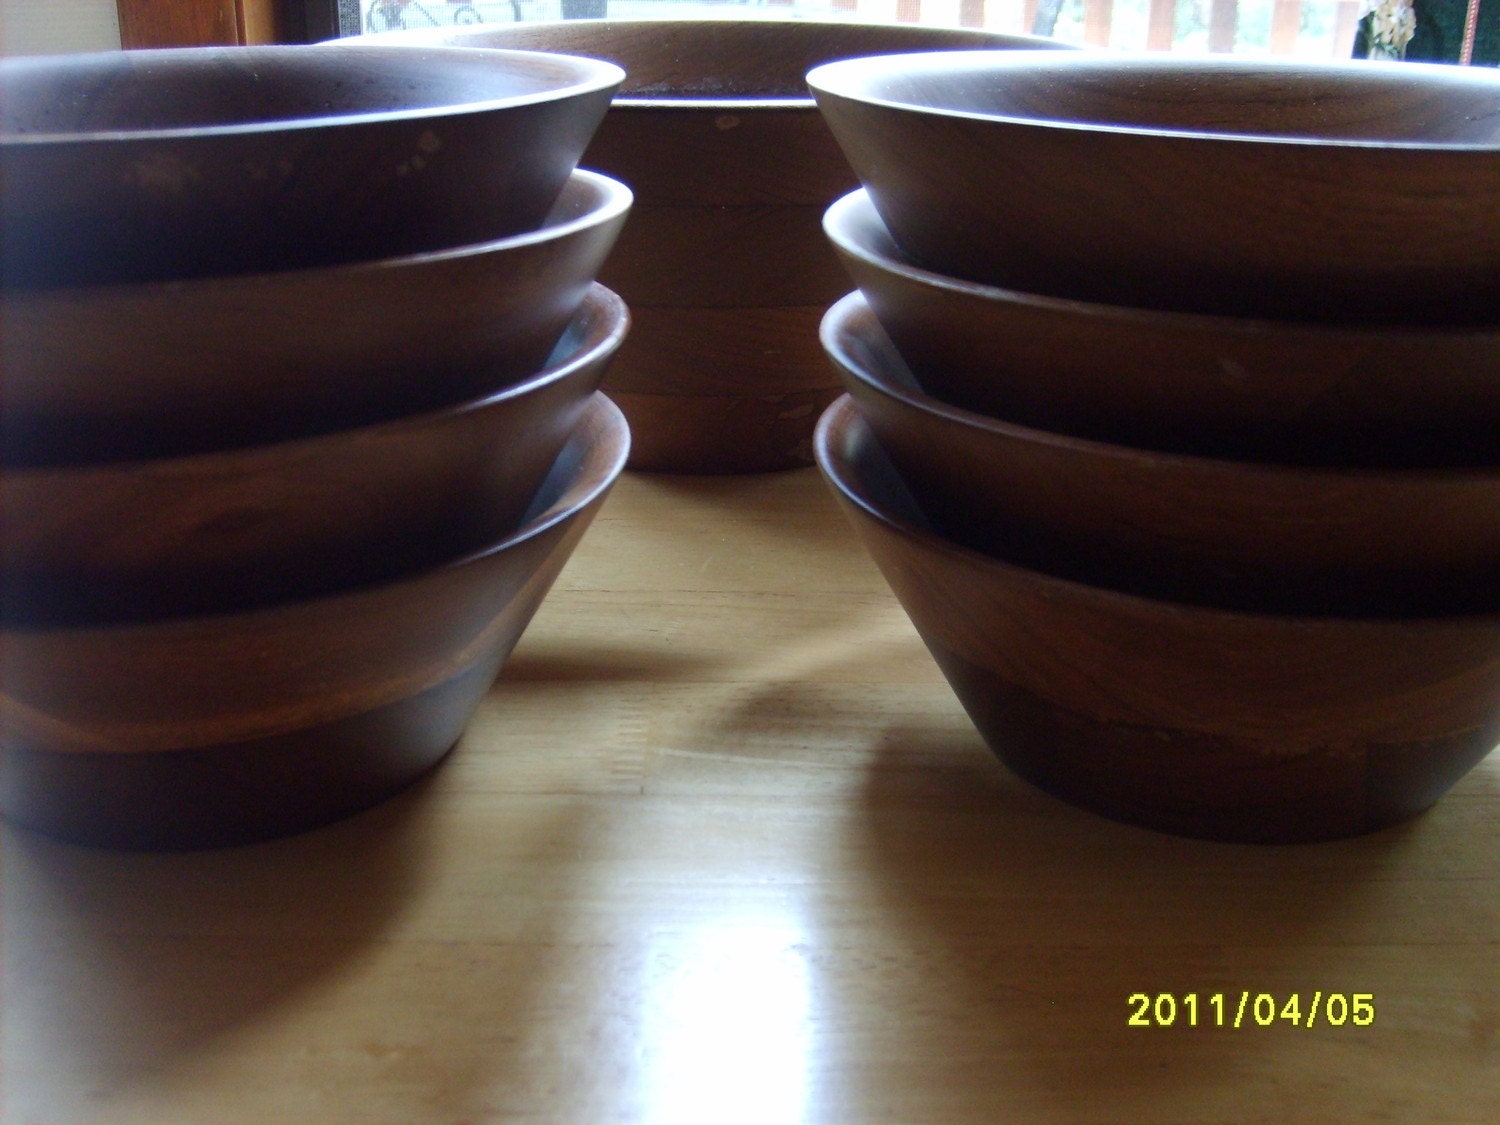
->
[344,20,1069,473]
[807,50,1500,843]
[0,44,633,849]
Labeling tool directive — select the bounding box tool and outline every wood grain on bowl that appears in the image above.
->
[0,45,621,288]
[342,21,1070,472]
[823,292,1500,617]
[606,304,840,472]
[823,188,1500,465]
[809,52,1500,322]
[0,395,629,850]
[599,204,848,308]
[604,305,836,397]
[613,386,842,475]
[3,171,631,465]
[1,287,627,626]
[814,394,1500,844]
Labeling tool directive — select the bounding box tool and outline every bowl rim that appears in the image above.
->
[0,43,626,146]
[814,392,1500,628]
[15,282,630,476]
[462,388,628,569]
[9,167,633,301]
[338,18,1070,113]
[821,289,1500,483]
[822,188,1500,344]
[5,392,631,636]
[806,49,1500,153]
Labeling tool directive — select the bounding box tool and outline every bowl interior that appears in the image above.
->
[0,44,622,137]
[1,45,622,290]
[808,50,1500,145]
[491,388,630,540]
[815,393,934,535]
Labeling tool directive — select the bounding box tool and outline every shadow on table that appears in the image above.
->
[498,639,725,685]
[0,770,443,1119]
[620,465,825,502]
[0,741,623,1121]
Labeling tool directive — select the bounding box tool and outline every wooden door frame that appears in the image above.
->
[114,0,327,46]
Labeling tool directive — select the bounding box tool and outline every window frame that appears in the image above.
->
[113,0,349,46]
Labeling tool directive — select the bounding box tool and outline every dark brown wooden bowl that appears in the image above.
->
[344,20,1068,204]
[2,170,631,465]
[809,51,1500,323]
[609,383,844,475]
[0,44,622,289]
[823,292,1500,618]
[345,20,1068,471]
[825,189,1500,465]
[0,393,629,850]
[601,304,841,474]
[815,394,1500,844]
[1,285,627,626]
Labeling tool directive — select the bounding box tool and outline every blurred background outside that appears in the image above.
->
[352,0,1364,59]
[6,0,1479,66]
[0,0,1486,82]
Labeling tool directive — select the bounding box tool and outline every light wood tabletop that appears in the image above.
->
[3,466,1497,1123]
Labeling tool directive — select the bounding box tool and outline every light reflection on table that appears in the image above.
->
[640,917,811,1125]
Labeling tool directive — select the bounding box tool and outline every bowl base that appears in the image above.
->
[0,658,499,851]
[928,642,1500,845]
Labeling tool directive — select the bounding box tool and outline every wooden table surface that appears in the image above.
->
[3,466,1497,1123]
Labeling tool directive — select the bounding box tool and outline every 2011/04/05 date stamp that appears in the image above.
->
[1128,992,1375,1029]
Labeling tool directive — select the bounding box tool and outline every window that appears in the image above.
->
[0,2,1485,73]
[330,0,1366,60]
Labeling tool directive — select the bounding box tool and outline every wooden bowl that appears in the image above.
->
[346,20,1068,471]
[823,292,1500,617]
[815,395,1500,843]
[3,170,632,465]
[808,51,1500,323]
[1,285,628,626]
[825,189,1500,465]
[0,393,629,850]
[0,44,622,289]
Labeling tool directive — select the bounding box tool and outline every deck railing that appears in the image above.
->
[754,0,1364,58]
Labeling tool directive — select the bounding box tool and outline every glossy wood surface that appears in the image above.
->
[826,293,1500,617]
[2,289,625,625]
[816,395,1500,844]
[3,459,1495,1120]
[604,305,835,398]
[599,203,847,308]
[603,305,842,474]
[2,172,630,465]
[353,20,1066,102]
[0,396,627,849]
[611,385,843,476]
[0,45,620,288]
[352,20,1069,206]
[348,21,1066,472]
[825,189,1500,465]
[808,51,1500,322]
